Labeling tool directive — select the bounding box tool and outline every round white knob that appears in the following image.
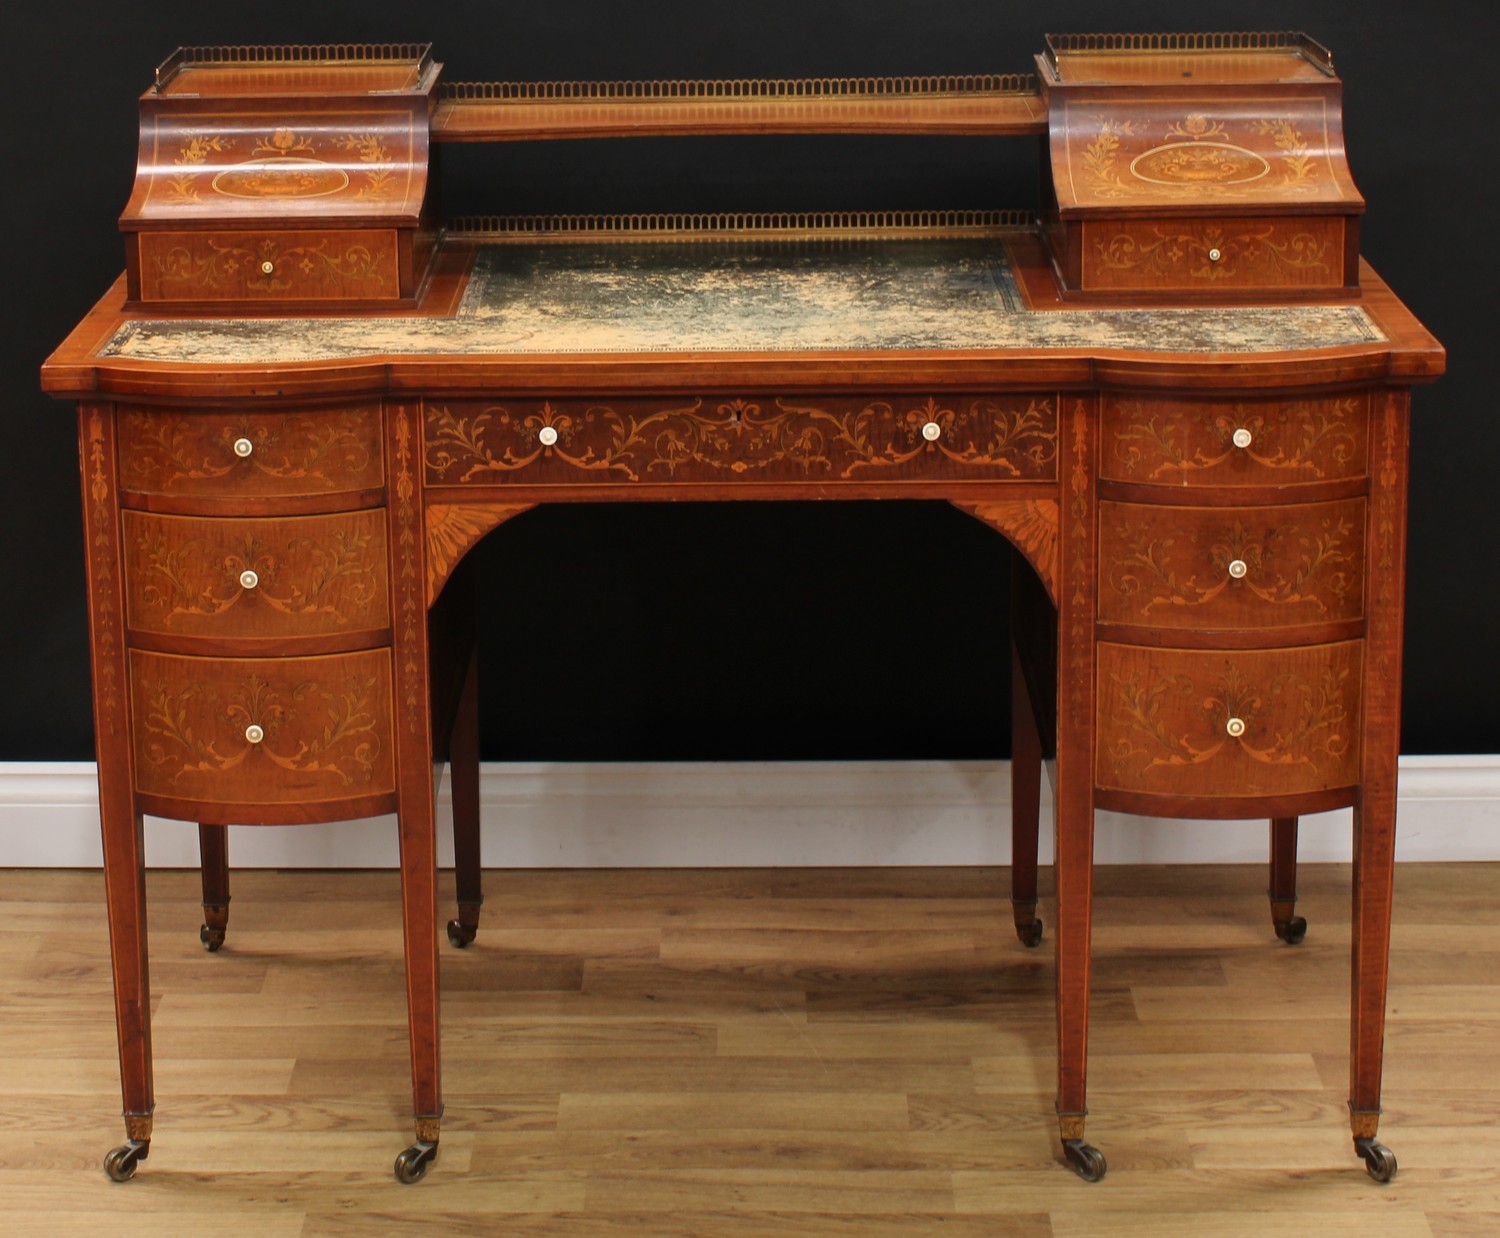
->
[921,421,942,442]
[538,426,559,447]
[1207,247,1223,263]
[239,569,259,590]
[1232,427,1253,449]
[1228,559,1248,580]
[1225,717,1246,738]
[244,724,265,745]
[232,437,254,458]
[260,260,275,275]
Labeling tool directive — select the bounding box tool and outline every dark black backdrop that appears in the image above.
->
[4,0,1495,762]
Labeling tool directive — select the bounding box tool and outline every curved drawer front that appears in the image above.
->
[122,509,389,642]
[129,649,395,805]
[423,393,1060,487]
[118,405,383,502]
[1098,498,1365,630]
[1097,641,1361,798]
[1101,392,1369,488]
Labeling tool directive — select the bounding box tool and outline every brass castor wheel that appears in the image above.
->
[1015,917,1044,948]
[1275,915,1308,945]
[104,1139,148,1182]
[1355,1137,1397,1183]
[446,918,477,949]
[394,1139,438,1183]
[1062,1138,1107,1182]
[200,923,225,952]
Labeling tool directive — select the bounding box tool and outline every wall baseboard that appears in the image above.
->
[2,756,1496,869]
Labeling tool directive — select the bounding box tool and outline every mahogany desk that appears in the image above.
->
[42,37,1444,1185]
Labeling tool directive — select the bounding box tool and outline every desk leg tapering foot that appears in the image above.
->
[1272,906,1307,945]
[1355,1136,1397,1183]
[446,898,482,949]
[200,903,229,953]
[1062,1138,1107,1182]
[1012,901,1044,948]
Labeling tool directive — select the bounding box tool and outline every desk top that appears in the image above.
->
[98,239,1384,366]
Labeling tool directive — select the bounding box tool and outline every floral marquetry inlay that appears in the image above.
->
[1099,499,1364,629]
[118,406,383,499]
[1097,642,1362,798]
[130,650,396,804]
[1103,395,1367,486]
[423,395,1058,487]
[123,510,388,640]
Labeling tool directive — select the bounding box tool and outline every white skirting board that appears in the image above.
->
[1,756,1496,869]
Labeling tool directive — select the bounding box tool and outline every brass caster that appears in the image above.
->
[1274,915,1308,945]
[1062,1137,1107,1182]
[446,918,476,949]
[200,923,225,952]
[104,1139,149,1182]
[394,1139,438,1184]
[1015,917,1044,948]
[1355,1136,1397,1183]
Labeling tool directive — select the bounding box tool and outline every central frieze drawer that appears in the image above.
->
[1098,498,1365,631]
[1096,641,1362,799]
[129,649,395,807]
[118,404,384,503]
[1101,392,1369,488]
[423,393,1060,486]
[122,509,389,643]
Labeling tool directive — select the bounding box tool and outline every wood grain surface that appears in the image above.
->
[1,863,1494,1235]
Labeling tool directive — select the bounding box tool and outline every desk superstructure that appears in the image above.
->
[42,35,1443,1185]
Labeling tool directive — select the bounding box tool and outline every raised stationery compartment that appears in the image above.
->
[1037,32,1364,297]
[119,44,440,310]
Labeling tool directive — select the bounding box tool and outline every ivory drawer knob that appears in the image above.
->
[244,724,265,745]
[1225,717,1247,738]
[260,260,275,275]
[239,569,259,590]
[538,426,559,447]
[1207,247,1223,263]
[1228,559,1248,580]
[232,437,255,458]
[1232,427,1253,449]
[921,421,942,442]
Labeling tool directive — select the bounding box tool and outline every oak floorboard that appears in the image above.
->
[2,863,1499,1235]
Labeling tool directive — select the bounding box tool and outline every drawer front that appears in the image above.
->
[424,393,1060,487]
[1098,498,1365,630]
[130,649,395,805]
[1101,393,1369,488]
[1097,641,1361,798]
[136,229,401,303]
[1081,216,1347,293]
[122,510,389,642]
[118,405,384,502]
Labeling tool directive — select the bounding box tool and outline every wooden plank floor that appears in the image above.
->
[2,863,1498,1236]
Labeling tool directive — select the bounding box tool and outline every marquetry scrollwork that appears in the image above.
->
[1092,222,1333,282]
[119,408,379,491]
[1102,505,1361,622]
[1105,396,1364,484]
[1098,643,1362,795]
[131,522,382,627]
[140,672,384,786]
[148,234,394,297]
[423,395,1058,485]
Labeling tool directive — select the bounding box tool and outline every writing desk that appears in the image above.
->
[42,36,1443,1185]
